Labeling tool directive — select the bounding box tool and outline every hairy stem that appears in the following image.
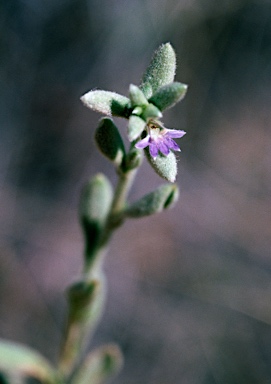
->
[57,165,138,380]
[110,169,137,215]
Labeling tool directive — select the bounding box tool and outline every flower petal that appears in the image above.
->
[135,136,150,149]
[135,121,186,160]
[164,137,181,151]
[157,140,170,156]
[149,143,159,158]
[166,129,186,138]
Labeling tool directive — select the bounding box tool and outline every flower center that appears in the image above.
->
[147,120,164,140]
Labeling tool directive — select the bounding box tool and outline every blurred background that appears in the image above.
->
[1,0,271,383]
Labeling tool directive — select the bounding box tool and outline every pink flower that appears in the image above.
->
[135,120,186,159]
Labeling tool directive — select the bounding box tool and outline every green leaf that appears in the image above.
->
[81,90,130,117]
[80,174,113,227]
[80,174,113,260]
[140,43,176,98]
[59,274,107,378]
[67,278,105,338]
[0,339,57,384]
[131,106,143,116]
[95,118,125,166]
[141,103,162,121]
[139,82,152,100]
[0,372,9,384]
[71,345,123,384]
[149,82,188,111]
[127,115,146,141]
[145,150,178,183]
[67,280,98,322]
[125,184,179,218]
[122,147,143,172]
[129,84,148,107]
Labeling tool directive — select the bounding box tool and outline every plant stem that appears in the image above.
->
[110,168,137,215]
[57,165,138,380]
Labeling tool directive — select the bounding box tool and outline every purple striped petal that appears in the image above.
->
[135,135,150,149]
[157,140,170,156]
[164,137,181,151]
[134,122,186,159]
[149,143,159,158]
[167,129,186,138]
